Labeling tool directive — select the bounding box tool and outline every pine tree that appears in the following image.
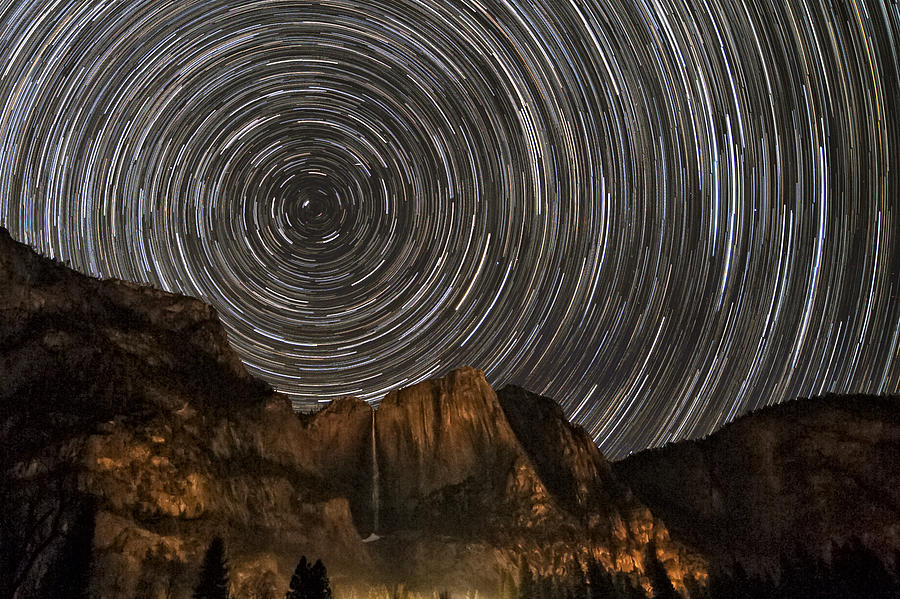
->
[617,574,646,599]
[519,558,536,599]
[193,537,230,599]
[643,542,678,599]
[287,556,310,599]
[286,556,332,599]
[586,557,617,599]
[42,497,96,599]
[310,559,332,599]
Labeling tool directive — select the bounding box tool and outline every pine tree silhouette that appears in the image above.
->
[310,559,332,599]
[586,557,617,599]
[644,542,678,599]
[42,497,96,599]
[286,556,332,599]
[519,558,537,599]
[193,537,230,599]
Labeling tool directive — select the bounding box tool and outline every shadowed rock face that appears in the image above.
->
[299,396,375,532]
[497,385,630,524]
[613,395,900,572]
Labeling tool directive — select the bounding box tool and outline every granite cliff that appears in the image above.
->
[0,228,699,598]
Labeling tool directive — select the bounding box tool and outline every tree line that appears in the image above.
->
[192,536,332,599]
[509,538,900,599]
[14,525,900,598]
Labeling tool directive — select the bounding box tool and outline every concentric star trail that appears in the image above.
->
[1,0,898,458]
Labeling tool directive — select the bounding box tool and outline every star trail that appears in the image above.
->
[1,0,898,458]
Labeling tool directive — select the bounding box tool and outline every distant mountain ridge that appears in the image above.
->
[613,393,900,572]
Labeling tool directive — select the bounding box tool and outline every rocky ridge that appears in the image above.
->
[613,394,900,573]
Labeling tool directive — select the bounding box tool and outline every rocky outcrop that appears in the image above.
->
[613,394,900,572]
[0,226,701,597]
[301,368,706,592]
[374,368,562,532]
[497,385,632,525]
[496,386,702,586]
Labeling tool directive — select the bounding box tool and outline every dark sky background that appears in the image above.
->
[0,0,897,458]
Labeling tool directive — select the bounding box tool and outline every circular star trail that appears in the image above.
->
[1,0,898,458]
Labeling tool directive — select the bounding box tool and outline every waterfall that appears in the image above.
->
[363,409,381,542]
[371,408,380,532]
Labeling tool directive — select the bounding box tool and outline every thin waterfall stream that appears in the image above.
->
[363,409,381,542]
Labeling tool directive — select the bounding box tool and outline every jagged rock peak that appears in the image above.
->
[320,395,374,415]
[497,384,579,436]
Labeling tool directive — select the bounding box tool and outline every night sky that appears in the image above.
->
[1,0,898,458]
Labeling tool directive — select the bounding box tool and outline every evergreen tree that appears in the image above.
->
[643,542,678,599]
[310,559,332,599]
[288,556,310,599]
[42,497,96,599]
[519,558,537,599]
[286,556,332,599]
[194,537,230,599]
[617,574,646,599]
[586,557,617,599]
